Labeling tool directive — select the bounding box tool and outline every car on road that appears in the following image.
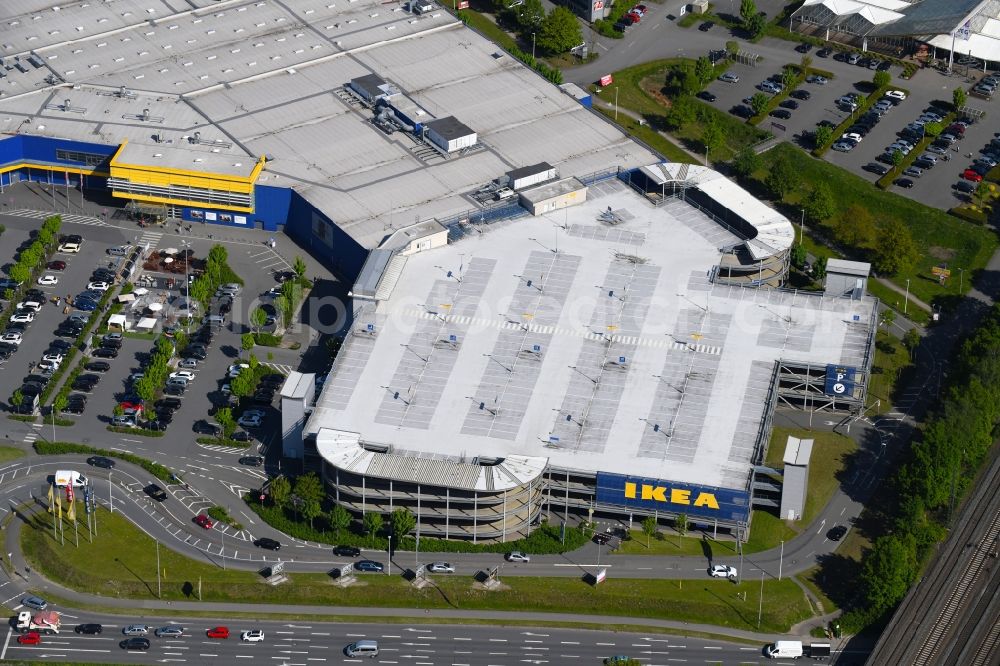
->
[963,168,984,182]
[18,631,41,645]
[194,514,214,529]
[75,623,103,634]
[120,637,151,650]
[827,525,848,541]
[333,545,361,557]
[241,630,265,643]
[696,90,716,103]
[254,537,281,551]
[37,274,59,286]
[356,560,385,573]
[505,551,531,563]
[21,596,47,610]
[239,455,264,466]
[123,624,150,636]
[710,564,738,578]
[87,456,115,469]
[718,72,739,83]
[47,260,66,271]
[155,626,185,637]
[207,626,230,639]
[144,484,168,501]
[428,562,455,573]
[894,178,915,189]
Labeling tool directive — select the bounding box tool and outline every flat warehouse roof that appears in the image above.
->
[307,178,875,490]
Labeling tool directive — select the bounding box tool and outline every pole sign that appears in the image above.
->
[596,473,749,522]
[271,561,285,576]
[824,364,856,396]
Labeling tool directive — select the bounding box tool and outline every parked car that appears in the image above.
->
[85,360,111,372]
[789,89,811,100]
[963,168,984,182]
[238,413,263,428]
[92,347,118,359]
[806,74,828,84]
[696,90,716,102]
[863,163,890,175]
[894,178,914,189]
[955,180,978,193]
[902,166,923,178]
[718,72,739,83]
[47,260,67,271]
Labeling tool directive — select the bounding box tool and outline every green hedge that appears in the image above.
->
[748,65,807,125]
[195,436,251,448]
[253,333,283,347]
[245,496,589,554]
[33,441,176,482]
[39,346,78,405]
[949,206,990,225]
[207,505,243,530]
[107,425,165,437]
[51,356,88,412]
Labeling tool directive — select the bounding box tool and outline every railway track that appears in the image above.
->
[866,447,1000,665]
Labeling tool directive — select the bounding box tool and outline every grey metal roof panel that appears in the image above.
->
[872,0,984,36]
[507,162,554,181]
[352,249,394,299]
[826,258,871,277]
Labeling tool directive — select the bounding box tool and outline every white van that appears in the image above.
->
[54,470,88,487]
[345,640,379,657]
[766,640,803,659]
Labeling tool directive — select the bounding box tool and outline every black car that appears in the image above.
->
[46,340,71,354]
[156,398,182,412]
[254,537,281,551]
[239,455,264,467]
[24,374,50,386]
[154,410,174,424]
[231,430,252,442]
[698,21,713,32]
[894,178,914,189]
[863,162,890,175]
[144,484,168,501]
[92,347,118,358]
[260,373,286,388]
[86,361,111,372]
[87,456,115,469]
[186,346,207,360]
[120,637,151,651]
[92,269,115,281]
[795,42,812,53]
[0,347,13,361]
[356,559,385,573]
[253,389,274,405]
[696,90,717,103]
[21,382,43,397]
[913,158,935,170]
[145,419,167,432]
[333,545,362,557]
[731,104,753,119]
[769,109,791,119]
[593,532,612,545]
[164,384,186,396]
[25,288,45,301]
[779,100,798,110]
[789,89,811,100]
[75,623,103,634]
[71,379,96,392]
[954,180,977,193]
[56,325,84,338]
[877,60,891,71]
[219,301,232,315]
[827,525,848,541]
[816,47,832,58]
[274,270,296,283]
[101,338,123,350]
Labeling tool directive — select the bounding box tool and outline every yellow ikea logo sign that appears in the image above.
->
[624,482,720,510]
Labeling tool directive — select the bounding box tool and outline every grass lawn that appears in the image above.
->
[867,330,914,414]
[867,280,931,326]
[0,445,25,463]
[754,143,998,306]
[594,106,693,163]
[615,529,720,556]
[23,509,812,632]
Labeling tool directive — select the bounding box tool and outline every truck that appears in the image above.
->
[53,470,88,487]
[16,610,62,634]
[808,643,831,660]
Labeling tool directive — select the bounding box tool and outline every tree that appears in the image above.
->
[8,263,28,286]
[207,244,228,267]
[873,69,891,89]
[113,404,125,418]
[675,513,688,537]
[512,0,544,31]
[880,308,896,328]
[804,183,835,223]
[328,504,352,537]
[536,7,581,55]
[860,534,917,616]
[665,95,696,129]
[694,56,714,86]
[744,11,765,39]
[813,124,834,149]
[701,119,724,160]
[791,243,808,269]
[873,219,918,276]
[390,507,417,542]
[765,156,799,199]
[11,388,23,412]
[922,121,943,138]
[953,87,967,110]
[813,256,827,281]
[215,407,235,439]
[891,149,904,169]
[231,371,255,398]
[732,145,761,178]
[293,256,307,278]
[248,353,260,372]
[268,475,291,509]
[641,515,657,547]
[740,0,757,23]
[833,204,878,249]
[251,307,268,332]
[53,393,68,415]
[800,54,813,71]
[750,92,769,117]
[134,376,156,403]
[362,511,384,545]
[903,328,921,358]
[301,494,323,528]
[781,67,797,89]
[241,333,256,356]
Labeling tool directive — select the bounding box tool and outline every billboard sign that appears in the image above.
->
[596,472,750,522]
[599,74,613,87]
[824,364,855,396]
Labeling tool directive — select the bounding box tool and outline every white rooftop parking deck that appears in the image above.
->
[308,178,876,491]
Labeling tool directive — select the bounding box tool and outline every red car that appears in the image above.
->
[963,168,984,182]
[626,11,641,23]
[194,514,214,529]
[206,626,229,639]
[17,631,41,645]
[47,260,66,271]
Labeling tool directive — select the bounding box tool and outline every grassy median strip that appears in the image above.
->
[23,508,813,633]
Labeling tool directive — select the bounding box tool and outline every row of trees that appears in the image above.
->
[495,0,581,56]
[4,215,61,300]
[266,473,417,543]
[843,304,1000,629]
[739,0,766,40]
[187,244,242,307]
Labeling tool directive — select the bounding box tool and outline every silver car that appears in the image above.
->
[123,624,150,636]
[428,561,455,573]
[718,72,739,83]
[155,626,185,637]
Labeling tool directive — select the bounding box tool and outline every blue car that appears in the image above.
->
[75,299,98,311]
[78,290,102,301]
[355,560,385,573]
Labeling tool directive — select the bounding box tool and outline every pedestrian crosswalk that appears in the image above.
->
[137,230,163,248]
[263,362,294,375]
[7,209,106,227]
[22,424,41,445]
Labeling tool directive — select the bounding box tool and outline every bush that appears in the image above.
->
[245,495,589,554]
[253,333,283,347]
[950,206,989,225]
[33,441,176,481]
[206,506,243,530]
[195,436,251,448]
[107,425,165,438]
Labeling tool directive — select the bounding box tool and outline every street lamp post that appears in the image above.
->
[778,540,784,580]
[958,267,964,293]
[532,32,536,61]
[614,86,619,120]
[387,535,392,576]
[757,570,764,629]
[109,471,113,514]
[156,540,161,598]
[904,278,910,315]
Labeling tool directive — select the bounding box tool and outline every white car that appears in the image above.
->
[505,551,530,563]
[0,332,22,345]
[718,72,739,83]
[37,275,59,286]
[240,630,264,643]
[169,370,196,382]
[41,353,64,364]
[428,562,455,573]
[58,242,81,253]
[806,74,828,85]
[17,301,42,312]
[710,564,738,578]
[87,281,111,291]
[228,363,249,378]
[237,414,262,428]
[840,132,863,143]
[884,89,907,100]
[10,312,34,323]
